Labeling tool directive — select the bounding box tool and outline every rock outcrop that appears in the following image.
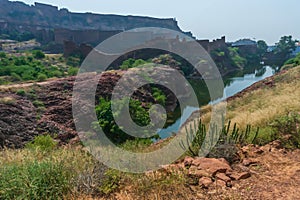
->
[0,67,189,148]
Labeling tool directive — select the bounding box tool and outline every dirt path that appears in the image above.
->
[0,78,60,90]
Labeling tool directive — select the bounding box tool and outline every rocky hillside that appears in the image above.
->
[0,67,189,148]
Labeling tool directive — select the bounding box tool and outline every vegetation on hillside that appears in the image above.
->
[0,51,79,85]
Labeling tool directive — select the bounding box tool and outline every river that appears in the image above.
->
[158,66,275,139]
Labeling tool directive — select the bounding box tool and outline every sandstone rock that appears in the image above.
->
[215,173,231,183]
[193,157,232,176]
[218,158,230,165]
[242,158,259,166]
[183,156,194,167]
[234,163,250,172]
[216,179,227,187]
[188,167,211,178]
[228,172,251,180]
[199,177,213,188]
[253,148,264,155]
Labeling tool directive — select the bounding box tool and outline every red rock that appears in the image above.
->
[189,166,210,177]
[242,158,259,166]
[193,157,232,176]
[218,158,230,165]
[215,173,231,183]
[183,156,194,167]
[228,172,251,180]
[216,180,227,187]
[253,148,264,154]
[199,177,213,188]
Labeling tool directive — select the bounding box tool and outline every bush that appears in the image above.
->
[99,169,121,195]
[37,73,47,82]
[33,50,45,59]
[66,56,81,67]
[26,135,57,151]
[120,58,148,70]
[11,72,22,82]
[32,100,44,108]
[0,52,6,58]
[0,160,72,200]
[284,52,300,68]
[152,87,167,105]
[16,89,26,96]
[48,70,63,78]
[93,98,158,144]
[0,147,109,199]
[68,67,79,76]
[271,112,300,148]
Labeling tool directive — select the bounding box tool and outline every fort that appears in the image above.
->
[0,0,193,49]
[197,36,227,53]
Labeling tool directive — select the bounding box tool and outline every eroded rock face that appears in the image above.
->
[0,94,37,148]
[0,67,188,148]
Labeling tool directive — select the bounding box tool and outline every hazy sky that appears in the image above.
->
[16,0,300,45]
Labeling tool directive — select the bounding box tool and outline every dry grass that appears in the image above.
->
[201,66,300,130]
[0,146,107,199]
[0,96,16,104]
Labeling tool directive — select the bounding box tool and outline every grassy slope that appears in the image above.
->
[200,65,300,144]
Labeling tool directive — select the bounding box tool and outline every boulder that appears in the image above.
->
[199,177,213,188]
[193,157,232,176]
[215,173,231,183]
[228,172,251,180]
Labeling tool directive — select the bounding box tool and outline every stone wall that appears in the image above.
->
[197,36,227,53]
[54,29,122,45]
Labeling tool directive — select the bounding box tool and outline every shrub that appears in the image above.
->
[66,56,81,67]
[37,73,47,82]
[0,160,72,200]
[99,169,121,195]
[32,100,44,108]
[0,147,109,199]
[120,58,148,70]
[68,67,79,76]
[11,72,22,82]
[180,119,259,163]
[48,70,63,78]
[93,98,158,144]
[0,52,6,58]
[152,87,167,105]
[21,70,35,81]
[271,112,300,148]
[16,89,26,96]
[25,135,57,151]
[33,50,45,59]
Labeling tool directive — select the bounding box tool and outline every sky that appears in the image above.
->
[15,0,300,45]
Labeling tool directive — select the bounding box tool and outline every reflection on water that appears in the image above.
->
[158,66,275,139]
[212,66,275,104]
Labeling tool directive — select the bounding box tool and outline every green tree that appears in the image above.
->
[275,36,298,59]
[257,40,268,57]
[94,98,156,144]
